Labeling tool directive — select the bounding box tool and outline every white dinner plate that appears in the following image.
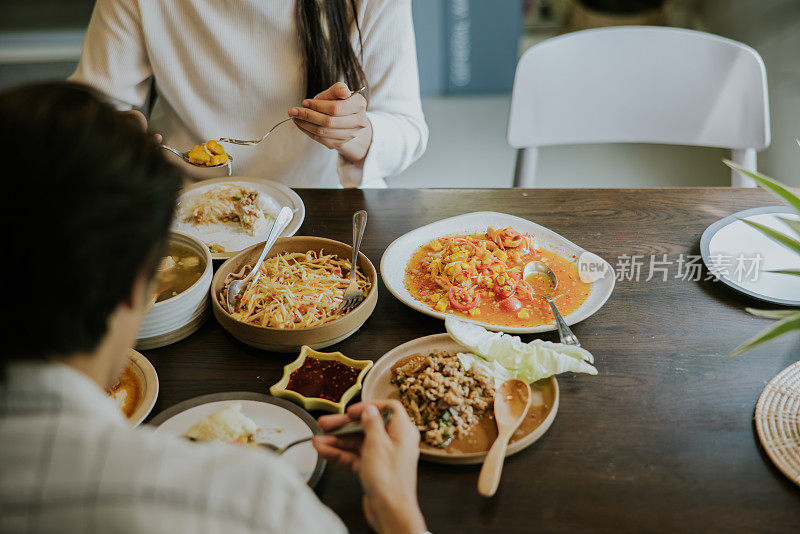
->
[380,211,615,334]
[149,392,324,486]
[127,349,159,427]
[362,334,559,465]
[700,206,800,306]
[172,177,305,260]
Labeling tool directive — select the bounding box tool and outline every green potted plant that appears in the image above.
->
[724,158,800,356]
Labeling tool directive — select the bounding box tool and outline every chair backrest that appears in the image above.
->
[507,26,770,186]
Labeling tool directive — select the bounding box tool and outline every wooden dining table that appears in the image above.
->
[144,188,800,533]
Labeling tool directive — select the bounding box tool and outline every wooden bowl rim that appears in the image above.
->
[211,236,378,333]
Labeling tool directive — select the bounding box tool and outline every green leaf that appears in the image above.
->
[724,159,800,213]
[768,269,800,276]
[729,311,800,357]
[739,218,800,257]
[779,216,800,238]
[746,308,800,319]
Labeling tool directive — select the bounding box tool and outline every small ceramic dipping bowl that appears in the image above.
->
[211,236,378,352]
[270,346,374,413]
[136,231,212,349]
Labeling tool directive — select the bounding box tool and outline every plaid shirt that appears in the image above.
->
[0,362,346,533]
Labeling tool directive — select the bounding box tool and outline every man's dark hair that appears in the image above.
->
[1,82,182,362]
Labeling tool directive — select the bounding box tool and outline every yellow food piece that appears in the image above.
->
[187,140,229,167]
[517,309,530,319]
[206,140,226,155]
[435,300,447,312]
[209,153,228,166]
[187,144,211,165]
[468,308,481,316]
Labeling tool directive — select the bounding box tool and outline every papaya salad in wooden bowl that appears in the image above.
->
[211,236,378,352]
[404,227,591,328]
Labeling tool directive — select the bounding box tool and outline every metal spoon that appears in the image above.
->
[478,379,531,497]
[259,408,393,455]
[225,206,294,313]
[160,144,233,175]
[522,260,580,346]
[218,86,368,146]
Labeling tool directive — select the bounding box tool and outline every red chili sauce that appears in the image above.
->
[286,357,360,401]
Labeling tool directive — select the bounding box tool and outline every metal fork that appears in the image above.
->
[258,409,393,455]
[218,86,367,146]
[340,210,368,312]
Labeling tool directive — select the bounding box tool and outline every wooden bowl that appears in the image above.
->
[211,236,378,352]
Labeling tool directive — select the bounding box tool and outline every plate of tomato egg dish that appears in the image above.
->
[380,212,615,334]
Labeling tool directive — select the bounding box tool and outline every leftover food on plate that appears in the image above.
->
[404,227,592,327]
[220,250,371,328]
[285,356,361,402]
[181,184,271,236]
[106,364,142,419]
[185,403,258,445]
[392,351,495,448]
[155,241,205,303]
[187,140,229,167]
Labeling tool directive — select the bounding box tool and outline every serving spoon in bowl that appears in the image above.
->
[522,260,580,347]
[224,206,294,313]
[218,86,368,146]
[478,379,531,497]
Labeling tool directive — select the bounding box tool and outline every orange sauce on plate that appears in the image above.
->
[404,230,591,328]
[106,364,142,419]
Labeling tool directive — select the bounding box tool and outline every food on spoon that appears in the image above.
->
[446,317,597,384]
[185,403,258,445]
[404,227,592,327]
[220,250,371,328]
[182,185,270,236]
[392,351,495,448]
[187,140,229,167]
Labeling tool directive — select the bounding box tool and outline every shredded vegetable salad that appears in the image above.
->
[222,250,370,328]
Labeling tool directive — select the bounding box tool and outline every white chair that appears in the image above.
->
[507,26,770,187]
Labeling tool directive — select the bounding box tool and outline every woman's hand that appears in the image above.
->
[289,82,372,164]
[119,109,162,144]
[314,401,426,534]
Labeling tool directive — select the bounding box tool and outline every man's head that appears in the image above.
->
[1,82,181,381]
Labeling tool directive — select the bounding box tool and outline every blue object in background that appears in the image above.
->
[412,0,523,96]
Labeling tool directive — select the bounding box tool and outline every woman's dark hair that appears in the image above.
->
[296,0,367,99]
[0,82,182,363]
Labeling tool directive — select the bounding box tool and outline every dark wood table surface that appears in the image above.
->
[144,188,800,533]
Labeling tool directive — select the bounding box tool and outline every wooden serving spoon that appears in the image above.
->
[477,379,532,497]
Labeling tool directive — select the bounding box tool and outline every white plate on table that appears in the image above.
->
[380,211,615,334]
[111,349,158,427]
[172,177,305,260]
[149,392,324,486]
[362,334,559,465]
[700,206,800,306]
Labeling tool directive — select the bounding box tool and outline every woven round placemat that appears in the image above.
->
[755,360,800,486]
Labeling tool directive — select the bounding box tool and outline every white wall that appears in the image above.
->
[701,0,800,184]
